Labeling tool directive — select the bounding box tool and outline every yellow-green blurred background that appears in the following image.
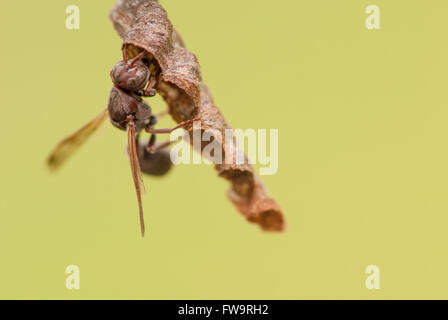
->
[0,0,447,299]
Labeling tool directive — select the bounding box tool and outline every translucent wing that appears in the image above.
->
[127,119,146,237]
[47,108,109,170]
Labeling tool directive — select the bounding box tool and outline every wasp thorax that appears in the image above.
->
[108,86,152,132]
[110,60,150,92]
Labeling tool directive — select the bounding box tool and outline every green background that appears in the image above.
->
[1,0,448,299]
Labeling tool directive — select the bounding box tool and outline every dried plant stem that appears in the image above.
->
[110,0,285,231]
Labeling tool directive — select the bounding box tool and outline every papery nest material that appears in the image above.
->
[110,0,285,231]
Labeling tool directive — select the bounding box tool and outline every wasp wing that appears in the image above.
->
[47,108,109,170]
[127,120,146,237]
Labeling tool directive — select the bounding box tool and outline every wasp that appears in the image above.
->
[47,49,198,236]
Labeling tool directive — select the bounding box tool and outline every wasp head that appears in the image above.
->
[110,60,150,92]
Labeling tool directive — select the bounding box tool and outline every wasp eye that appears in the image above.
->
[127,78,137,88]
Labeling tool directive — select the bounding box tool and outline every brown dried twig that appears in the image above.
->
[110,0,285,231]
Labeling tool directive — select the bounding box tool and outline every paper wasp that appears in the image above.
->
[48,49,197,236]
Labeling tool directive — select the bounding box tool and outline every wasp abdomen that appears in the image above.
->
[137,143,173,176]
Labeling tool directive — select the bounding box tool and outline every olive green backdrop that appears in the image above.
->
[1,0,447,299]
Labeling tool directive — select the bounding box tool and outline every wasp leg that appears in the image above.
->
[140,78,157,97]
[145,119,200,134]
[146,134,156,152]
[148,140,175,153]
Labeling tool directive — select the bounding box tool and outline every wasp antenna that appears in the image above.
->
[128,51,146,68]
